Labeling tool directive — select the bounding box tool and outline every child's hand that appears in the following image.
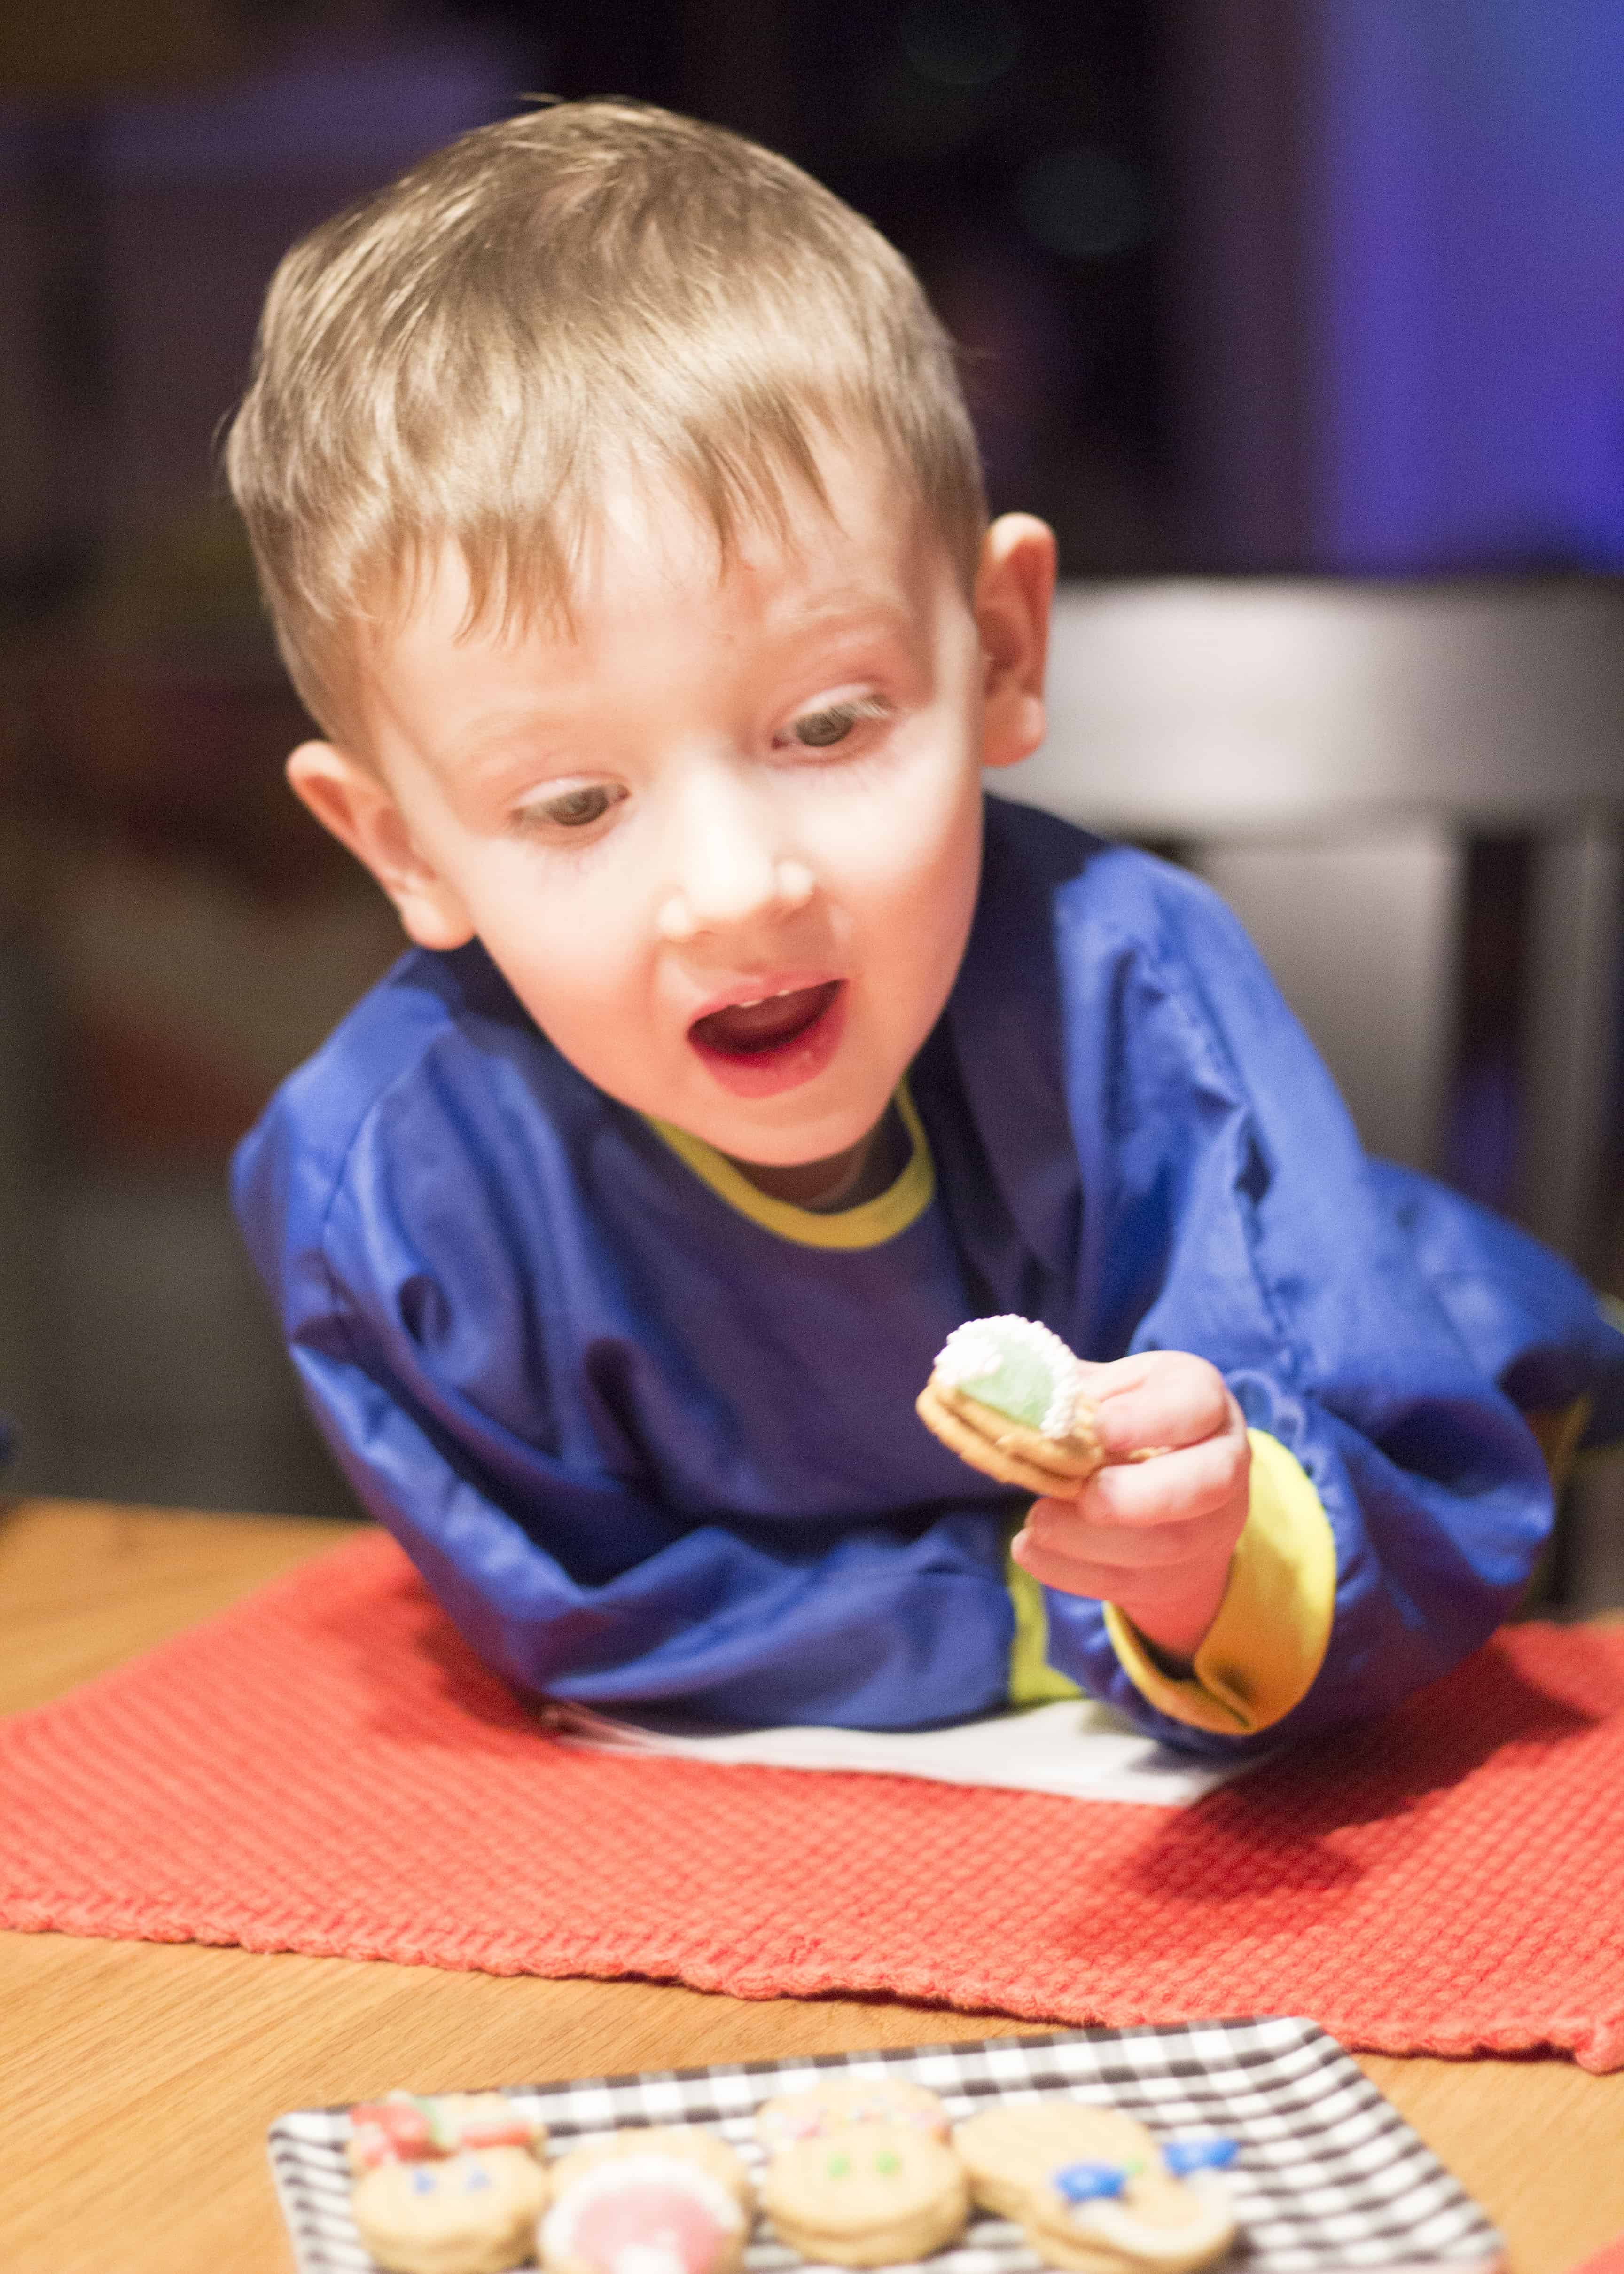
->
[1008,1351,1250,1669]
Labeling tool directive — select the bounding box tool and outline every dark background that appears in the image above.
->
[0,0,1619,1592]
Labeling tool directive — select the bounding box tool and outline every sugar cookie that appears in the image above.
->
[348,2090,546,2174]
[954,2104,1236,2274]
[756,2077,950,2155]
[548,2126,753,2211]
[761,2120,969,2266]
[540,2152,748,2274]
[917,1317,1105,1498]
[954,2103,1153,2219]
[351,2146,548,2274]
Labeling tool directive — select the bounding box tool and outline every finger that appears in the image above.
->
[1069,1352,1162,1402]
[1084,1355,1238,1461]
[1008,1537,1116,1600]
[1018,1489,1239,1574]
[1067,1429,1252,1532]
[1010,1525,1225,1605]
[1020,1499,1230,1573]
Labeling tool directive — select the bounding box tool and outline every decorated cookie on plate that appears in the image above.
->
[351,2145,549,2274]
[953,2103,1153,2220]
[1023,2137,1238,2274]
[756,2077,950,2156]
[916,1317,1106,1498]
[547,2126,753,2211]
[955,2104,1236,2274]
[540,2151,749,2274]
[760,2119,970,2267]
[348,2090,546,2175]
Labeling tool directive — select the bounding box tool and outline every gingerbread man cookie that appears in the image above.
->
[955,2104,1236,2274]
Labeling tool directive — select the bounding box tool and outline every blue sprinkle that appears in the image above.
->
[1163,2138,1239,2177]
[1053,2161,1127,2203]
[465,2168,492,2192]
[411,2169,435,2195]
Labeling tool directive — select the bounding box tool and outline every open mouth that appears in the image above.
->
[687,980,845,1097]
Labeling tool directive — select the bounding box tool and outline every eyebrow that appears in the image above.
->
[450,703,581,760]
[766,584,914,633]
[433,721,588,794]
[438,586,919,771]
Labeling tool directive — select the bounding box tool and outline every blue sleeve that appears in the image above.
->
[232,1089,1017,1733]
[1016,844,1624,1754]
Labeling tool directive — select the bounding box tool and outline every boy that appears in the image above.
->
[227,100,1623,1753]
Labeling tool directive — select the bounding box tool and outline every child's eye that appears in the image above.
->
[517,782,627,832]
[783,695,892,750]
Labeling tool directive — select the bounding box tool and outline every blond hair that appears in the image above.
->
[225,99,986,738]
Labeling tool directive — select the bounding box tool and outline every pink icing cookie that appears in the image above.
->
[540,2154,748,2274]
[547,2127,753,2211]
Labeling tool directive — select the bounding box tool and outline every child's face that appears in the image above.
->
[290,442,1054,1174]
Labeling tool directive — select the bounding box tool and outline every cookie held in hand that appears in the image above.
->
[761,2120,969,2266]
[917,1316,1105,1498]
[351,2146,549,2274]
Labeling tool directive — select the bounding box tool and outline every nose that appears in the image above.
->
[656,763,814,944]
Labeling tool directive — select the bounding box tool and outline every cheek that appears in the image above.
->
[461,858,648,1034]
[804,742,983,959]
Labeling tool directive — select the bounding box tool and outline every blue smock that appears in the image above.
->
[234,799,1624,1753]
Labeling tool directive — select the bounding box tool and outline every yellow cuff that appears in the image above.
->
[1103,1429,1337,1736]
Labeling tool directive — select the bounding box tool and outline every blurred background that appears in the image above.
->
[0,1,1620,1598]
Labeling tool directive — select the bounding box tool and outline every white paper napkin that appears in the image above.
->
[539,1695,1260,1806]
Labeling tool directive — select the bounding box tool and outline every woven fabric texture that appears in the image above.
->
[4,1532,1623,2070]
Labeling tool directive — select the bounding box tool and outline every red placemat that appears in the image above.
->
[1572,2244,1624,2274]
[4,1531,1623,2070]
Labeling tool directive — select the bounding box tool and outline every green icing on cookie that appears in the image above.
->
[934,1316,1078,1435]
[961,1339,1054,1427]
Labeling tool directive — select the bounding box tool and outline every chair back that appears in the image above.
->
[996,578,1624,1256]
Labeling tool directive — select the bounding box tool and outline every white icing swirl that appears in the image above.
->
[1061,2172,1234,2268]
[933,1315,1084,1440]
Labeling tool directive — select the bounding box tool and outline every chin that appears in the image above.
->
[715,1121,878,1171]
[702,1091,893,1170]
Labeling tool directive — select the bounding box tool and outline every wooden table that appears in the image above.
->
[4,1498,1623,2274]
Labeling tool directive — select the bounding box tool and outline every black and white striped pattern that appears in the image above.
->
[268,2016,1500,2274]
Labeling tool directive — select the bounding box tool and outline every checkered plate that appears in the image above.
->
[269,2016,1500,2274]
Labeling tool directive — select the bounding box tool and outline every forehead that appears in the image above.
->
[592,431,938,609]
[367,437,956,710]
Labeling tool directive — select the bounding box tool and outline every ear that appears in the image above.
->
[285,741,475,951]
[974,513,1056,771]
